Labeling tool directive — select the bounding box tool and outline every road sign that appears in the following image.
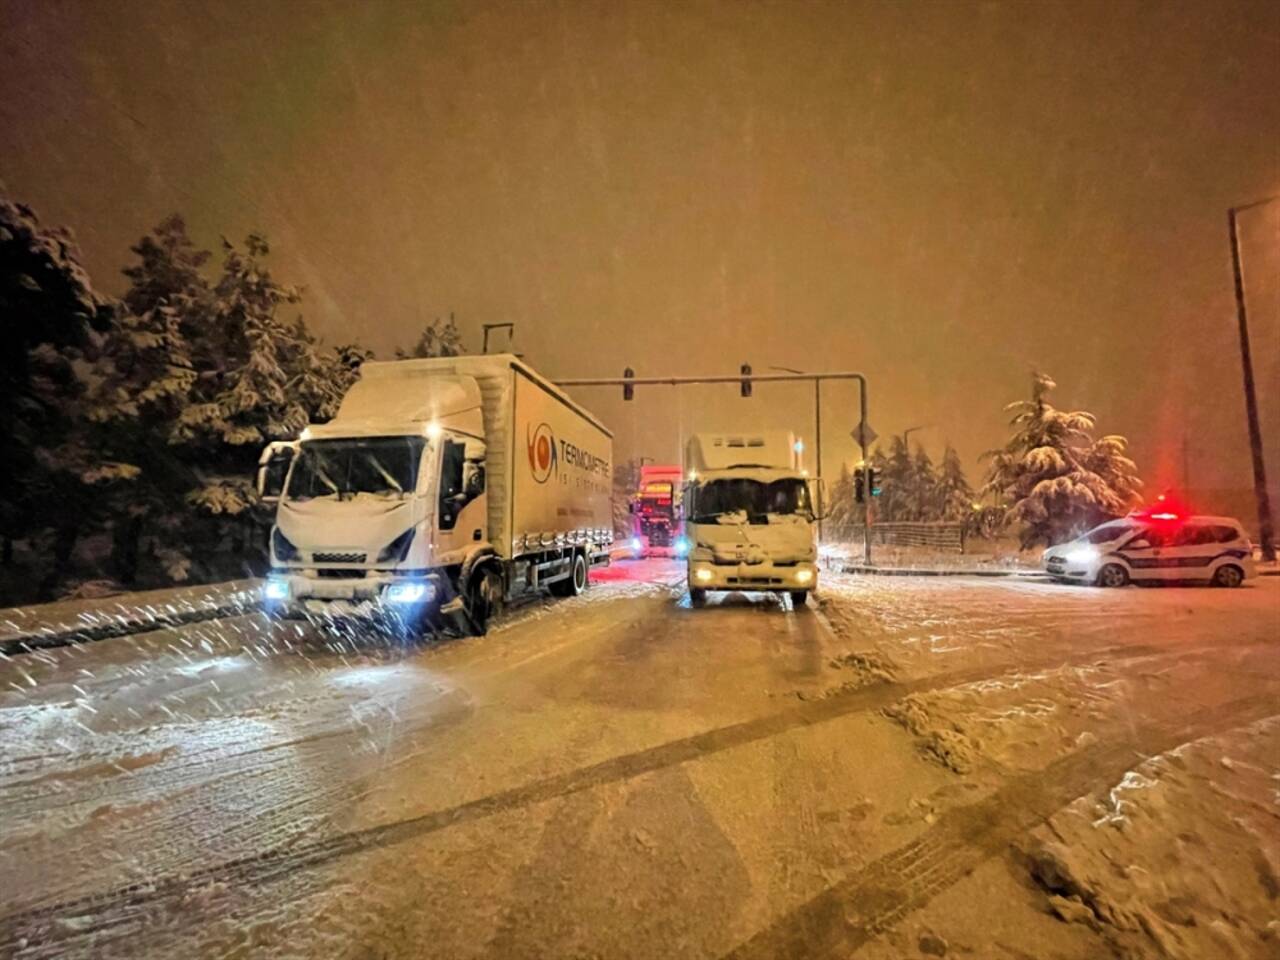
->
[851,421,878,448]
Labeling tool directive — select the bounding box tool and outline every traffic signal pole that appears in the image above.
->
[555,369,873,564]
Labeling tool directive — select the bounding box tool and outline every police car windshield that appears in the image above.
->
[1084,520,1138,544]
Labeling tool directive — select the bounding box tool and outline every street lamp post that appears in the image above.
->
[1228,196,1277,561]
[770,366,823,542]
[901,425,928,449]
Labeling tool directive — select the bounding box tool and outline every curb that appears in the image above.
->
[0,592,262,656]
[837,564,1046,579]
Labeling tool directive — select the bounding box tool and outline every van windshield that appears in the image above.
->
[286,437,425,501]
[688,478,812,523]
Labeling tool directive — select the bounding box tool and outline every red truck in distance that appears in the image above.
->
[628,464,687,558]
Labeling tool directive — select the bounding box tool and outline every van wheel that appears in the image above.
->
[690,587,707,607]
[790,590,808,607]
[1096,563,1129,588]
[1212,564,1244,588]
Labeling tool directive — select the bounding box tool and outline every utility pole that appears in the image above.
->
[1228,196,1277,561]
[769,366,823,543]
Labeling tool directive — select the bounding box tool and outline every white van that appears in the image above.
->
[1042,514,1257,587]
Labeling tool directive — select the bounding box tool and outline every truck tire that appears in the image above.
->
[789,590,808,607]
[690,587,707,607]
[550,552,588,598]
[465,568,502,635]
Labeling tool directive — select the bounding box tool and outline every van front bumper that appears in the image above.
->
[687,560,817,592]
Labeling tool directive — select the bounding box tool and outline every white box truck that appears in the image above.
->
[683,431,820,607]
[256,354,614,635]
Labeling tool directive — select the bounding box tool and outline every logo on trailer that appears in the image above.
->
[527,422,557,483]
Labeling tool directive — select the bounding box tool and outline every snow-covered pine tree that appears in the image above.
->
[85,216,216,581]
[934,444,974,521]
[982,372,1142,548]
[907,445,937,521]
[397,312,464,358]
[877,436,913,522]
[1,186,115,594]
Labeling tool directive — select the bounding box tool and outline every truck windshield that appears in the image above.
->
[688,478,812,523]
[286,437,425,501]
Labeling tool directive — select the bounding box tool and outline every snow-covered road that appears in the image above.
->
[1,562,1277,958]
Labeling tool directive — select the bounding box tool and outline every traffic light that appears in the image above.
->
[854,468,865,503]
[869,467,882,498]
[740,363,752,398]
[623,367,634,401]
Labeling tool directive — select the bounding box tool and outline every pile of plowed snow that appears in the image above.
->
[883,664,1123,774]
[1024,717,1280,959]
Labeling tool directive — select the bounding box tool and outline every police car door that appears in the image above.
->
[1117,525,1163,580]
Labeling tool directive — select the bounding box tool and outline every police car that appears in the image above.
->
[1042,509,1257,587]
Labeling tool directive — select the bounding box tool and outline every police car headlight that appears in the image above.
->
[1065,547,1097,564]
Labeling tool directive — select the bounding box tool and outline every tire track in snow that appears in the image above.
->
[1,633,1267,952]
[719,692,1280,959]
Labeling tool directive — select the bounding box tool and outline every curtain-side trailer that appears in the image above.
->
[258,354,614,635]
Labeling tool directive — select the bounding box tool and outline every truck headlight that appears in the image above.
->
[272,528,299,562]
[694,567,714,583]
[795,568,813,584]
[674,536,690,556]
[265,578,289,601]
[378,528,416,563]
[384,580,432,604]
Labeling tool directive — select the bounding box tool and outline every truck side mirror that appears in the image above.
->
[256,441,297,504]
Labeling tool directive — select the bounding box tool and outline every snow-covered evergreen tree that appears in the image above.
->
[1,186,115,593]
[876,436,914,521]
[906,445,937,521]
[397,312,464,358]
[983,372,1142,547]
[934,444,974,521]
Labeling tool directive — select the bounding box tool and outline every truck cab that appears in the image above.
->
[629,464,685,557]
[683,433,820,607]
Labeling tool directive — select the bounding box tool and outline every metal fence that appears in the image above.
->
[824,521,967,552]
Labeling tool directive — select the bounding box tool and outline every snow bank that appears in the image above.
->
[882,664,1123,775]
[1024,717,1280,959]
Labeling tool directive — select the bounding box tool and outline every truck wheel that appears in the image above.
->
[789,590,808,607]
[465,569,501,635]
[690,587,707,607]
[551,552,588,597]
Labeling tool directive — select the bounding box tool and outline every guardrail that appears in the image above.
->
[824,522,966,553]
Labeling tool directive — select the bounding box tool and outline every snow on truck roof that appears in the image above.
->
[336,354,612,438]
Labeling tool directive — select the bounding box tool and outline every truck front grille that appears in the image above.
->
[316,569,366,579]
[727,576,784,586]
[314,552,366,564]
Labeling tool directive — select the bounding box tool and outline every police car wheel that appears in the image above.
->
[1212,564,1244,588]
[1097,563,1129,588]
